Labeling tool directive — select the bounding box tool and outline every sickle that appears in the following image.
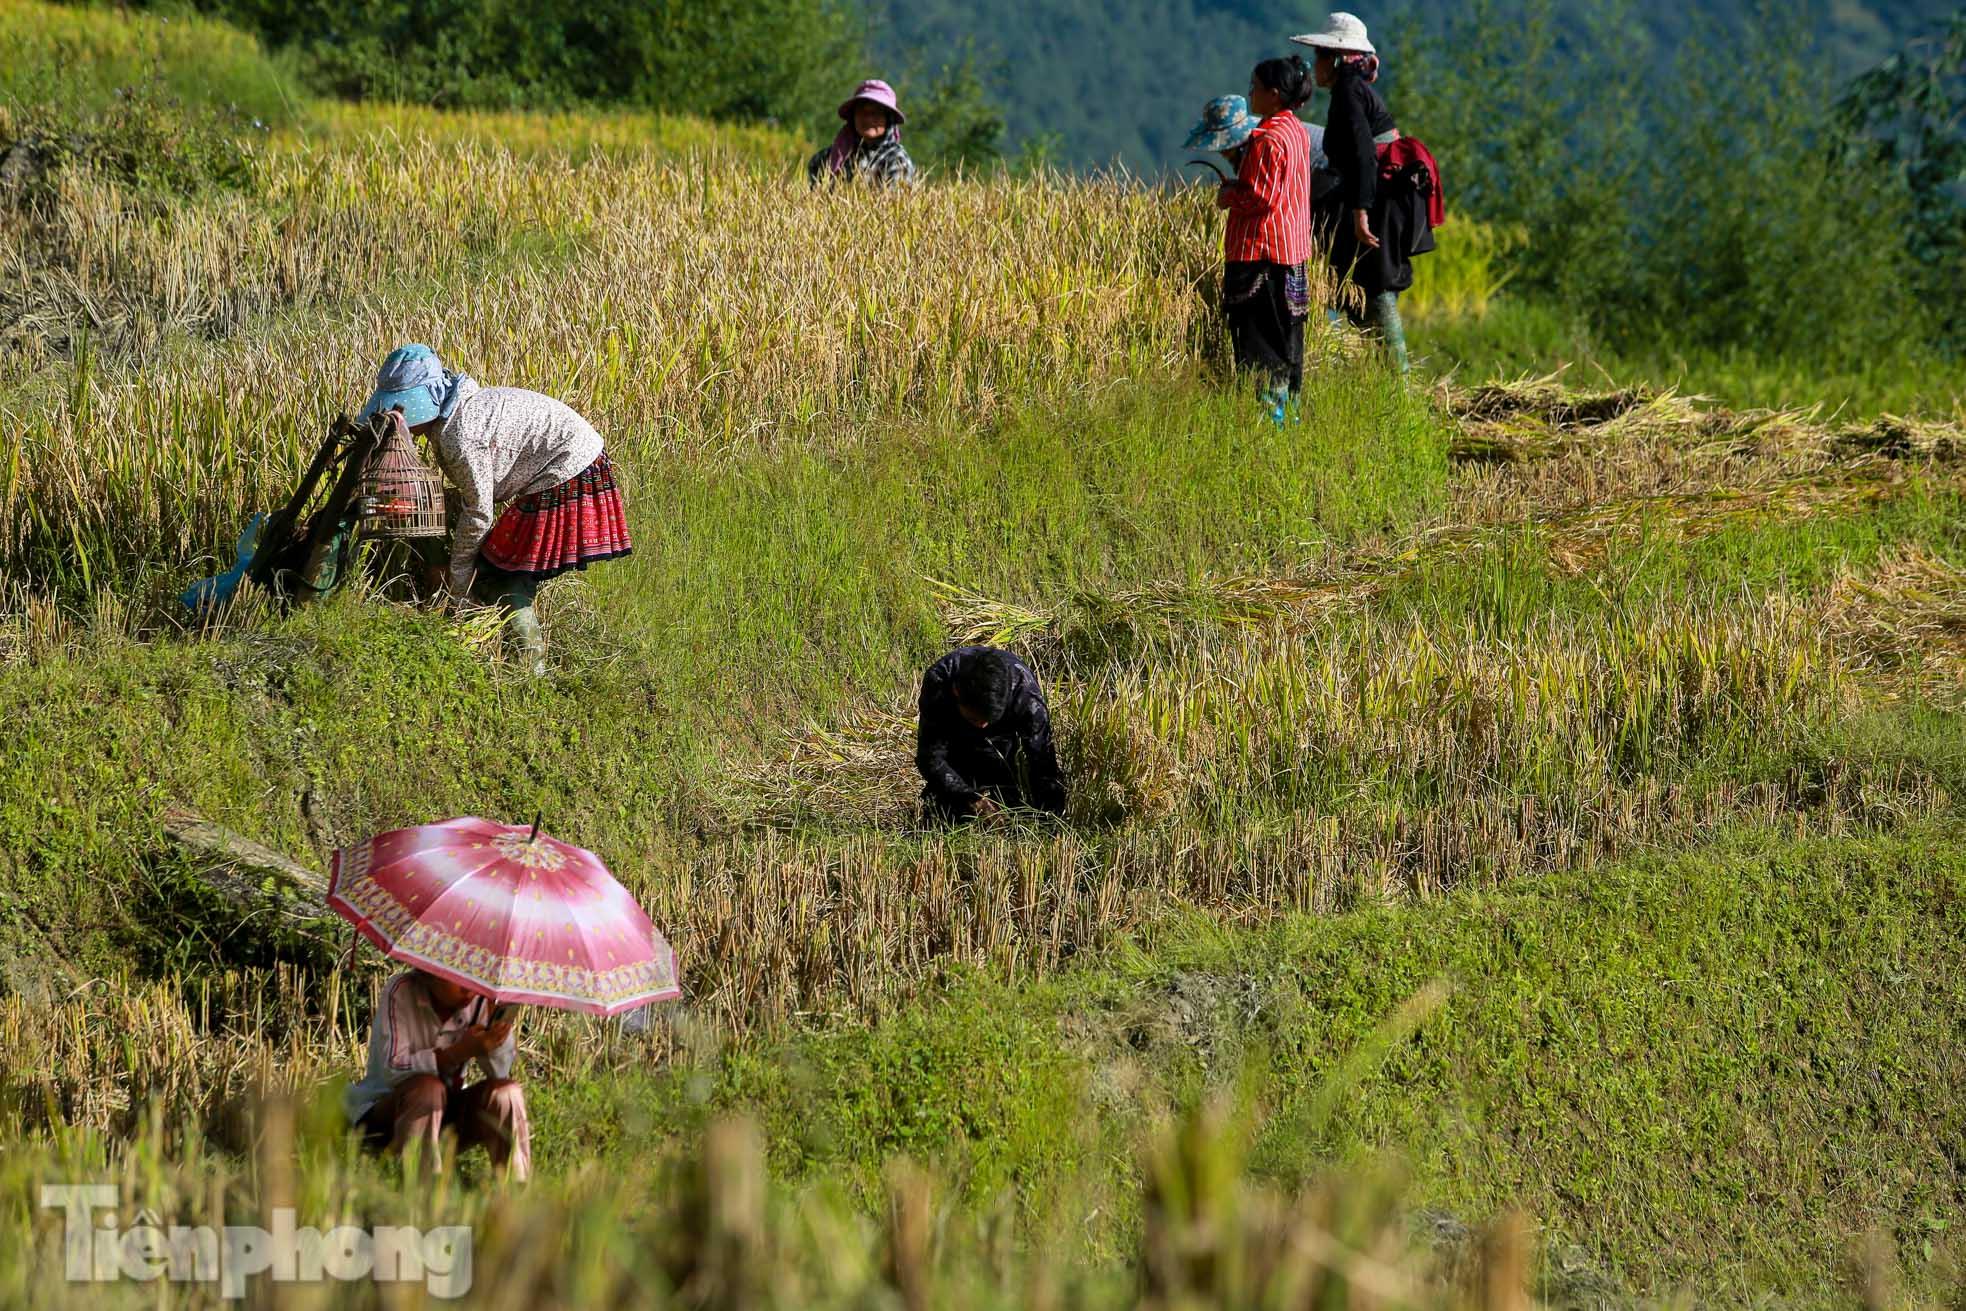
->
[1183,159,1232,182]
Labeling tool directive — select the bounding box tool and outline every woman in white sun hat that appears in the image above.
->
[1291,12,1443,374]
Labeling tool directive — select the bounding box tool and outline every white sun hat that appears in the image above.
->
[1290,12,1376,54]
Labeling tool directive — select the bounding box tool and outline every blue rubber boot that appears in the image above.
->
[1261,383,1290,427]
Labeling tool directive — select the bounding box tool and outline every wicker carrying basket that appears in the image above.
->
[359,411,446,539]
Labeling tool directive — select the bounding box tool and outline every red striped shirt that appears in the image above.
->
[1218,113,1311,265]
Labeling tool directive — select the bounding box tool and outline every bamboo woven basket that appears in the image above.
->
[359,411,446,539]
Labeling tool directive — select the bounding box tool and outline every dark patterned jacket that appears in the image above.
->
[915,647,1066,816]
[807,134,919,188]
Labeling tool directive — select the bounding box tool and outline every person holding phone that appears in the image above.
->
[344,969,530,1181]
[1215,56,1316,425]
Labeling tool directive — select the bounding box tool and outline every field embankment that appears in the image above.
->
[3,368,1962,1301]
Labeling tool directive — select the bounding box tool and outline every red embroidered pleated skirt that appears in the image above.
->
[478,453,633,580]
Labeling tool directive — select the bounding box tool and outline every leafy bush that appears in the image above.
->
[0,3,273,203]
[892,48,1007,174]
[178,0,863,136]
[1396,0,1954,366]
[1836,10,1966,352]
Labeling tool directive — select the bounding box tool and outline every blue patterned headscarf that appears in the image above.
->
[359,344,473,427]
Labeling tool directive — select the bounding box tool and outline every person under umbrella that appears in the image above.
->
[916,646,1067,824]
[331,817,681,1179]
[358,345,634,675]
[344,970,528,1180]
[1291,12,1444,374]
[808,79,919,188]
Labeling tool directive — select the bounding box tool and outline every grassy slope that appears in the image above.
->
[3,400,1962,1298]
[285,99,799,163]
[0,0,298,125]
[656,824,1966,1298]
[0,378,1445,984]
[1410,298,1966,419]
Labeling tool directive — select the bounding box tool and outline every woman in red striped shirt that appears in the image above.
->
[1216,56,1315,425]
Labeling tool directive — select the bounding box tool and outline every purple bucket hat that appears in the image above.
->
[838,79,905,125]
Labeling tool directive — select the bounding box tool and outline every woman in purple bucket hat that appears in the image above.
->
[808,79,919,187]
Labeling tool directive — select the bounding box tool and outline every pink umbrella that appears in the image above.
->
[328,817,680,1017]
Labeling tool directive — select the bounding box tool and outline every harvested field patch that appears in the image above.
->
[1442,376,1966,526]
[1825,545,1966,708]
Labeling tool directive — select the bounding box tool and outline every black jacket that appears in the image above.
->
[1318,70,1431,296]
[1324,70,1397,214]
[915,647,1066,815]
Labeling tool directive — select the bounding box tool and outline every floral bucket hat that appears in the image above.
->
[1185,95,1256,152]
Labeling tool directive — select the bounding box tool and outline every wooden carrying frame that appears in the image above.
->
[248,411,441,601]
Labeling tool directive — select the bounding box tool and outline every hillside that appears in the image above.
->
[868,0,1964,170]
[6,110,1966,1294]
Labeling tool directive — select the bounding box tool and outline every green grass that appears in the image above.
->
[0,0,300,127]
[732,823,1966,1297]
[606,376,1445,714]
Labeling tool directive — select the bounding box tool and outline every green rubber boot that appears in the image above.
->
[471,566,546,676]
[506,604,547,677]
[1369,291,1410,375]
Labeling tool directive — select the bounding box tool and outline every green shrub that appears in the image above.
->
[0,1,289,202]
[1396,0,1948,369]
[0,79,258,203]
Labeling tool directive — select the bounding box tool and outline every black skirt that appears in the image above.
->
[1222,260,1308,392]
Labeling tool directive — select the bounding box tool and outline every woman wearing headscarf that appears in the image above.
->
[808,79,919,187]
[1292,12,1444,374]
[1215,56,1317,425]
[358,345,632,673]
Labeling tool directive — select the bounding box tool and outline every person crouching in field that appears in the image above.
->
[360,344,632,675]
[917,646,1067,824]
[344,969,530,1181]
[1216,56,1316,426]
[809,79,918,187]
[1293,12,1443,374]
